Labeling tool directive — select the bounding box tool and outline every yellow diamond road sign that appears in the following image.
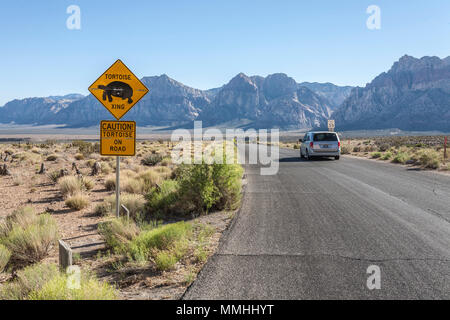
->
[89,60,149,120]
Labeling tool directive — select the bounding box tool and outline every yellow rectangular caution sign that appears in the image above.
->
[100,121,136,156]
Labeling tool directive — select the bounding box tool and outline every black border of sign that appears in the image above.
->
[100,120,136,156]
[88,59,149,121]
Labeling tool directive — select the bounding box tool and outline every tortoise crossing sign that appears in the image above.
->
[100,120,136,156]
[89,60,149,120]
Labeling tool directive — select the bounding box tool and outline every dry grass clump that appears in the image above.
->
[0,262,117,300]
[65,194,90,211]
[0,207,58,267]
[45,154,58,161]
[96,193,146,218]
[0,244,11,273]
[105,169,163,195]
[74,153,84,160]
[58,176,84,197]
[58,176,93,197]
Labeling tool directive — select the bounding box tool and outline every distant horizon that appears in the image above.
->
[2,52,449,106]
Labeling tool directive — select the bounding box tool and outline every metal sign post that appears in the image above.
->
[89,60,148,219]
[116,155,120,218]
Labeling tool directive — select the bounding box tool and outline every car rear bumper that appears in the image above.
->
[310,150,340,157]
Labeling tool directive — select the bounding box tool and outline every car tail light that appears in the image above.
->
[310,142,314,148]
[338,141,341,148]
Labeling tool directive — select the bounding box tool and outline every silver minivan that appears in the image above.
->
[300,131,341,160]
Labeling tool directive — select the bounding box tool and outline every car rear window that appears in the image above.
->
[313,133,338,141]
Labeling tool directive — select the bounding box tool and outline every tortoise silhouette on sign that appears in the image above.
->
[98,81,133,104]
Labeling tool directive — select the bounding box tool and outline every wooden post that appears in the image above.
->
[444,136,448,159]
[59,240,73,270]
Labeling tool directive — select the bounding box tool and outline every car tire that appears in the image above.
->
[335,156,340,160]
[300,149,304,159]
[305,150,310,160]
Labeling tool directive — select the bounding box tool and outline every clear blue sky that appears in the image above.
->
[0,0,449,105]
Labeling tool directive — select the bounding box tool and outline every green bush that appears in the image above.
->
[211,163,243,210]
[28,273,117,300]
[177,163,220,213]
[141,154,163,166]
[101,220,193,264]
[371,152,382,159]
[392,152,409,164]
[155,251,177,271]
[145,180,181,217]
[381,152,392,160]
[0,262,117,300]
[0,244,11,273]
[98,218,140,253]
[416,150,441,169]
[0,263,59,299]
[102,193,146,219]
[0,207,37,238]
[1,212,58,267]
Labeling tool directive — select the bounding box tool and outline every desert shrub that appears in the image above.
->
[0,244,11,273]
[416,150,441,169]
[392,152,409,164]
[47,170,62,183]
[353,146,361,152]
[102,193,146,219]
[101,162,111,174]
[28,273,117,300]
[98,218,140,253]
[94,202,110,216]
[65,194,89,210]
[127,222,192,262]
[145,180,181,217]
[0,262,116,300]
[80,176,94,191]
[58,176,84,197]
[379,144,390,152]
[0,207,37,238]
[293,144,300,150]
[72,141,100,156]
[160,157,172,166]
[177,163,220,213]
[371,152,382,159]
[139,169,162,187]
[141,154,163,166]
[211,163,243,210]
[45,154,58,161]
[0,262,59,299]
[122,178,144,194]
[1,213,58,267]
[381,152,392,160]
[74,153,84,160]
[105,175,116,191]
[155,251,177,271]
[340,146,350,155]
[175,162,243,213]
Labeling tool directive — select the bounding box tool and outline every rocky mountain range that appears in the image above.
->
[333,55,450,131]
[0,73,346,129]
[0,55,449,131]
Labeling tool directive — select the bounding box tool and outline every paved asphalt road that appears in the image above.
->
[184,145,450,299]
